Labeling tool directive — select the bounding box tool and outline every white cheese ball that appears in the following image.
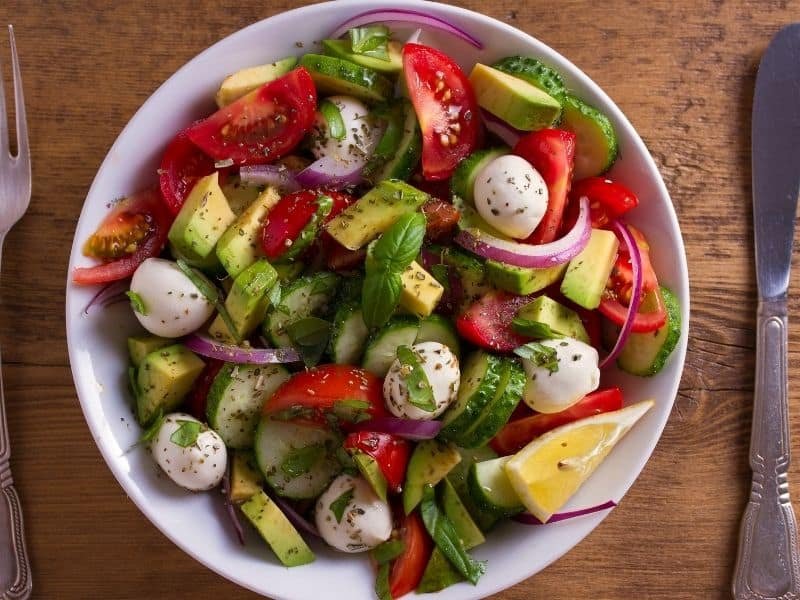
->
[150,413,227,492]
[310,95,382,167]
[473,154,549,239]
[383,341,460,420]
[129,258,215,338]
[522,338,601,413]
[315,474,392,553]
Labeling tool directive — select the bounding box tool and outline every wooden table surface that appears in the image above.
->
[0,0,788,598]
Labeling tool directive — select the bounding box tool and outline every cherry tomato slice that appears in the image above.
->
[513,129,576,244]
[599,286,668,333]
[570,177,639,229]
[343,432,410,493]
[389,511,432,598]
[456,290,533,352]
[73,187,172,285]
[187,67,317,166]
[403,43,481,181]
[490,387,624,455]
[159,129,221,215]
[324,236,367,271]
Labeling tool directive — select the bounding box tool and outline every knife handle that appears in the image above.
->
[0,464,31,600]
[734,299,800,600]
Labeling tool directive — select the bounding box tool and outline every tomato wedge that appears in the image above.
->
[389,511,432,598]
[600,286,668,333]
[343,432,410,493]
[186,360,224,421]
[490,387,624,455]
[513,129,576,244]
[456,290,533,352]
[187,67,317,165]
[73,187,172,285]
[403,44,481,181]
[570,176,639,228]
[159,129,221,215]
[421,199,460,242]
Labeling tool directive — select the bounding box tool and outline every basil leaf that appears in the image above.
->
[280,443,325,478]
[361,269,402,329]
[333,398,372,423]
[139,410,164,444]
[319,100,346,140]
[335,446,358,476]
[513,342,559,373]
[330,487,355,523]
[349,25,390,61]
[430,263,450,290]
[511,318,564,340]
[282,195,334,262]
[420,485,485,585]
[396,345,436,412]
[270,405,317,422]
[286,316,332,367]
[371,212,427,272]
[170,420,203,448]
[375,562,392,600]
[125,291,148,315]
[371,539,406,565]
[176,259,242,344]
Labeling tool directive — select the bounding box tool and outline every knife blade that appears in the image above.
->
[733,23,800,600]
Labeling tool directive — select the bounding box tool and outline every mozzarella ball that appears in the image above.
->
[310,95,382,167]
[150,413,227,491]
[522,338,601,413]
[383,342,460,420]
[315,474,392,553]
[129,258,215,337]
[473,154,549,239]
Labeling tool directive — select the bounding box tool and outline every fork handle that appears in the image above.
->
[0,466,31,600]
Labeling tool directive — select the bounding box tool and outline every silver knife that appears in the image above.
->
[733,23,800,600]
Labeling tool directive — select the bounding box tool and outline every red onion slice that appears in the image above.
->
[350,416,442,441]
[267,489,320,538]
[455,196,591,268]
[329,9,483,49]
[296,155,364,191]
[221,461,246,545]
[82,279,129,315]
[599,220,643,368]
[239,165,300,192]
[184,334,301,364]
[513,500,617,525]
[481,110,524,147]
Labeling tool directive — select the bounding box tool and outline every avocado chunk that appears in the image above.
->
[135,344,205,425]
[216,186,281,278]
[127,335,171,368]
[240,490,315,567]
[325,179,430,250]
[516,295,590,343]
[560,228,619,309]
[400,261,444,317]
[351,451,388,502]
[469,63,562,131]
[168,172,237,264]
[402,439,461,514]
[273,261,304,283]
[230,450,265,503]
[299,54,394,104]
[485,260,567,295]
[215,57,298,108]
[208,259,278,343]
[439,247,493,311]
[321,39,402,74]
[221,175,265,216]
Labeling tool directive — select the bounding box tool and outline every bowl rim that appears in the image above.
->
[65,1,690,598]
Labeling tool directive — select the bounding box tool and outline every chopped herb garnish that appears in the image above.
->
[271,405,317,422]
[286,316,332,367]
[139,410,164,444]
[170,419,203,447]
[125,291,148,316]
[396,345,436,412]
[280,444,325,478]
[333,398,372,423]
[371,539,406,565]
[349,25,391,61]
[514,342,560,373]
[330,487,355,523]
[319,100,346,140]
[176,259,242,344]
[511,317,564,340]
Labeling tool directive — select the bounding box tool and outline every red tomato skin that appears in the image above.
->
[159,129,220,215]
[490,387,624,455]
[403,44,481,181]
[72,187,172,285]
[186,67,317,166]
[343,432,411,492]
[456,290,533,352]
[187,360,224,421]
[599,287,668,333]
[421,199,460,242]
[389,511,432,598]
[513,129,576,244]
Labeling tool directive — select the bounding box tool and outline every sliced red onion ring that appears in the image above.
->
[599,220,643,368]
[239,164,300,192]
[221,461,246,545]
[329,9,483,49]
[267,489,320,538]
[513,500,617,525]
[455,196,591,268]
[350,416,442,441]
[296,155,364,191]
[82,279,129,315]
[184,333,301,364]
[481,110,524,147]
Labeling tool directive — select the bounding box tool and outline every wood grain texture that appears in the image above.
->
[0,0,792,597]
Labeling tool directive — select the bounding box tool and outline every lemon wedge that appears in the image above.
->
[504,400,654,522]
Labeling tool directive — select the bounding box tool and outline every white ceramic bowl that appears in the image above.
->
[65,2,690,598]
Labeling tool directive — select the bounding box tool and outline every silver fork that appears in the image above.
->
[0,24,32,600]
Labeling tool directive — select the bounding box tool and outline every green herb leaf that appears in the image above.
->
[420,485,485,585]
[361,269,403,329]
[371,539,406,565]
[513,342,560,373]
[139,410,164,444]
[349,25,390,61]
[430,263,450,290]
[371,212,427,272]
[375,562,392,600]
[125,291,148,315]
[176,259,242,344]
[319,100,346,140]
[335,446,358,475]
[330,487,355,523]
[511,318,564,340]
[280,444,325,478]
[270,406,317,422]
[169,419,203,448]
[396,345,436,412]
[282,196,334,262]
[286,316,332,367]
[333,398,372,423]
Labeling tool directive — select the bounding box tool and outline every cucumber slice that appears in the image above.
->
[449,147,508,205]
[492,56,567,99]
[254,417,342,499]
[330,302,369,364]
[446,446,501,533]
[264,272,339,347]
[561,93,618,178]
[361,315,420,376]
[415,314,460,357]
[299,54,393,104]
[206,364,290,449]
[617,286,681,376]
[440,352,505,440]
[321,39,402,74]
[363,99,422,184]
[467,456,524,518]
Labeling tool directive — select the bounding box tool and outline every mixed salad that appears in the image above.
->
[73,9,681,598]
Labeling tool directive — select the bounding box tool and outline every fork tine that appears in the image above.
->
[0,27,7,158]
[8,25,27,166]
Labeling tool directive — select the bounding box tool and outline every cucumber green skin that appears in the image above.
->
[415,314,461,358]
[440,352,504,440]
[446,446,501,533]
[330,301,369,365]
[561,93,618,178]
[363,99,422,184]
[492,56,567,99]
[263,272,339,347]
[617,286,681,376]
[449,147,509,206]
[402,439,461,514]
[466,460,524,519]
[299,54,393,104]
[361,315,420,376]
[321,39,402,74]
